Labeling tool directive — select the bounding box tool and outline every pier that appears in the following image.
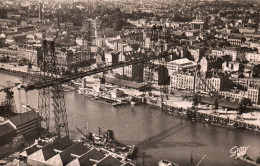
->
[162,103,260,132]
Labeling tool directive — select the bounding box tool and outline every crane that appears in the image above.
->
[20,40,170,137]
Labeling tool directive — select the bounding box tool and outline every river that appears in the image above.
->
[1,72,260,166]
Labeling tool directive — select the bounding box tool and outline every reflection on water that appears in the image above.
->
[0,72,259,166]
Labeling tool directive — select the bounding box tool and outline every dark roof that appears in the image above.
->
[25,145,40,156]
[96,155,122,166]
[8,110,40,127]
[42,137,74,161]
[104,76,142,89]
[0,122,15,137]
[78,149,105,165]
[59,143,90,165]
[218,100,240,109]
[199,95,215,105]
[199,95,240,109]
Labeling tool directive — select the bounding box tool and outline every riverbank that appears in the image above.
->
[2,63,260,134]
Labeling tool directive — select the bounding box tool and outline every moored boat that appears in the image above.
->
[130,101,136,105]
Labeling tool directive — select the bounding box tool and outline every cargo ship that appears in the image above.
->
[76,127,138,160]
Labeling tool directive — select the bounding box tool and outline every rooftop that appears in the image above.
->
[28,136,74,162]
[67,148,106,166]
[0,122,15,137]
[96,155,122,166]
[46,142,90,165]
[105,76,143,89]
[8,110,40,128]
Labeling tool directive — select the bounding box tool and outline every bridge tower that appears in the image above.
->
[151,25,170,104]
[38,40,69,136]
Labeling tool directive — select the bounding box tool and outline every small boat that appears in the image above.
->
[158,159,178,166]
[130,101,136,105]
[227,121,236,127]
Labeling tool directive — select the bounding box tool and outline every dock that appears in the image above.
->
[162,103,260,132]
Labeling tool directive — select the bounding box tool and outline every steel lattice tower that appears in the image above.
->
[38,40,69,136]
[151,25,170,103]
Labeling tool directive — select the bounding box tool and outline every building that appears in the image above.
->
[6,110,41,136]
[67,148,105,166]
[170,72,195,92]
[196,76,224,93]
[0,19,17,26]
[245,52,260,62]
[56,51,69,67]
[200,56,222,73]
[23,136,135,166]
[188,48,200,62]
[17,46,40,66]
[154,58,198,75]
[27,137,74,166]
[222,47,246,61]
[96,155,123,166]
[170,72,228,93]
[211,49,224,57]
[143,66,158,85]
[55,50,90,70]
[222,61,241,72]
[0,110,41,145]
[219,90,245,102]
[113,65,132,78]
[45,143,90,166]
[247,86,260,104]
[0,122,16,145]
[227,36,243,46]
[191,20,204,30]
[0,48,17,56]
[232,78,260,88]
[191,12,204,30]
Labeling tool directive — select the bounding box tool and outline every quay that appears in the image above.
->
[162,103,260,132]
[0,66,29,77]
[2,65,260,133]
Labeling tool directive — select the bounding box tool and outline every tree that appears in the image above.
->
[193,94,199,106]
[134,76,142,83]
[240,98,251,107]
[114,73,120,79]
[0,8,8,19]
[11,135,27,151]
[253,64,260,77]
[239,98,251,114]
